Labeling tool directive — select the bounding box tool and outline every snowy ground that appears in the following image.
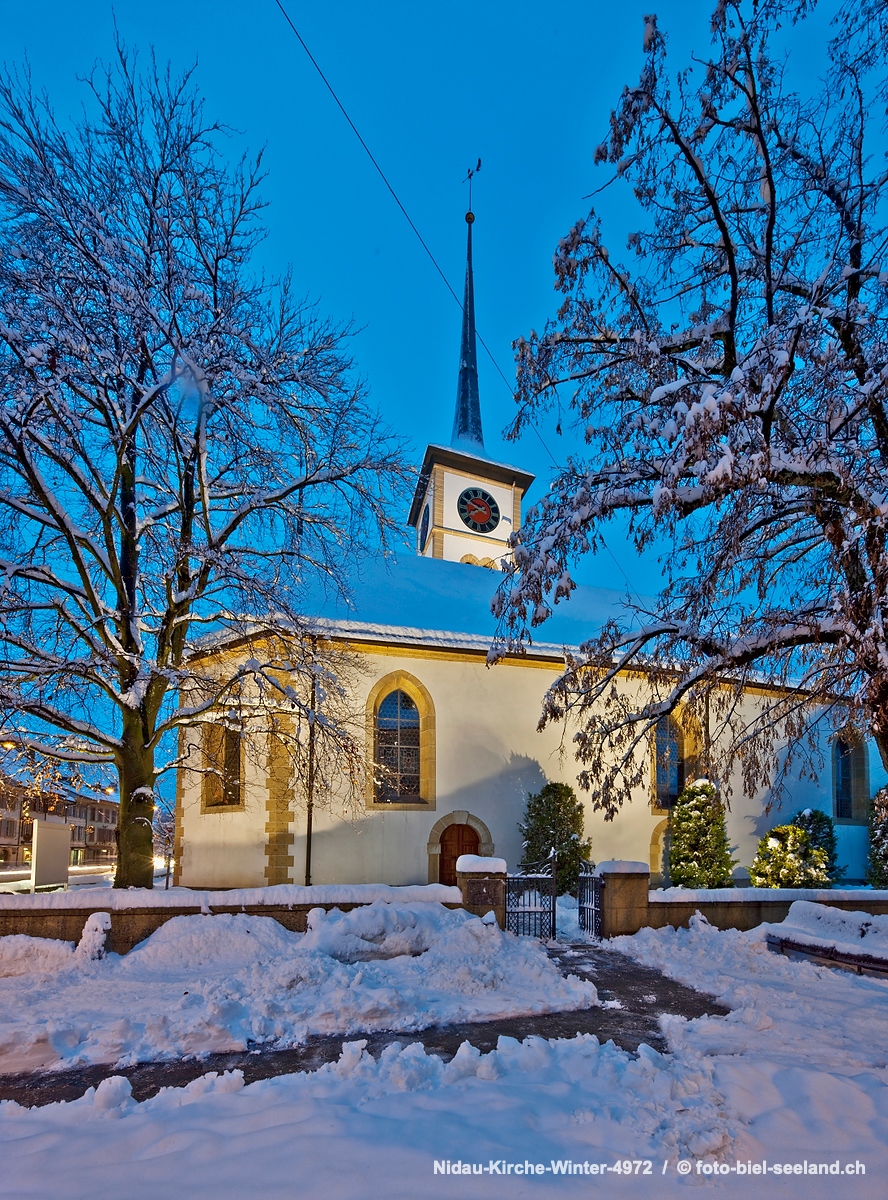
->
[0,902,595,1071]
[1,905,886,1198]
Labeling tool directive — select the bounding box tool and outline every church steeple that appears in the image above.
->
[451,211,484,452]
[407,194,534,566]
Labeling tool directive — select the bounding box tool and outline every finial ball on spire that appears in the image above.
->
[465,211,475,224]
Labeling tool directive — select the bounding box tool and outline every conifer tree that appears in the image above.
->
[666,780,735,888]
[868,787,888,887]
[749,825,830,888]
[790,809,843,885]
[519,782,592,896]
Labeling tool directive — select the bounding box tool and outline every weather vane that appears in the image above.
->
[463,158,481,222]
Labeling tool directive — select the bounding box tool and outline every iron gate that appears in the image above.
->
[577,865,602,938]
[504,871,556,939]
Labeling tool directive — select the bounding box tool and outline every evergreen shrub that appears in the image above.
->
[790,808,843,885]
[868,787,888,887]
[519,782,592,896]
[749,825,830,887]
[666,779,736,888]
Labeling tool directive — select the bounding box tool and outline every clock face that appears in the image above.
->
[419,503,430,552]
[457,486,501,534]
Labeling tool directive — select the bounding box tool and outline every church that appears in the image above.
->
[173,214,875,891]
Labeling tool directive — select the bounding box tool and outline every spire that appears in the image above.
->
[451,210,484,452]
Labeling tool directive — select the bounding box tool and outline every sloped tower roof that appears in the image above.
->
[450,211,484,453]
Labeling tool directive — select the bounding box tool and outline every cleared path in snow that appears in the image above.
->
[0,943,728,1107]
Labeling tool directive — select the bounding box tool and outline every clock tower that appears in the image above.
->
[407,210,534,568]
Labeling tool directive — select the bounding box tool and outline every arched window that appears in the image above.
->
[375,690,421,803]
[366,672,436,810]
[834,736,868,821]
[654,715,685,808]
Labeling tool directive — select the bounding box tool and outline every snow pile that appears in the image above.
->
[0,1036,739,1199]
[0,934,74,977]
[301,902,455,960]
[74,912,111,961]
[2,1026,885,1199]
[765,900,888,961]
[3,915,888,1195]
[555,894,584,941]
[0,902,596,1071]
[122,911,304,970]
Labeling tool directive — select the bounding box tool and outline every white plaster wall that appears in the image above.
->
[256,655,698,887]
[177,731,270,889]
[178,649,878,888]
[286,651,572,885]
[441,532,510,565]
[717,721,882,883]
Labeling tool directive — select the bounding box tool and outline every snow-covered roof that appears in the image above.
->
[302,552,629,657]
[189,552,639,663]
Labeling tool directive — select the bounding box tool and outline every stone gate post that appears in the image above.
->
[595,861,651,937]
[455,854,507,929]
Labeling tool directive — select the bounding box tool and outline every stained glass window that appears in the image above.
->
[655,716,684,808]
[375,690,421,802]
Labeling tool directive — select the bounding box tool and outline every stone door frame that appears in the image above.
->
[426,810,494,884]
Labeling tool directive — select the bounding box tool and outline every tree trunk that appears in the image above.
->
[114,717,156,889]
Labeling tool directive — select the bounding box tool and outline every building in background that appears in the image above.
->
[0,776,118,869]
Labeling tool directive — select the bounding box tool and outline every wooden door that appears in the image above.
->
[439,823,479,887]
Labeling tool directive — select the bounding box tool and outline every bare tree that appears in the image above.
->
[496,0,888,816]
[0,47,409,886]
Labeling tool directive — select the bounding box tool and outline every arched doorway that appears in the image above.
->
[439,823,479,886]
[650,818,670,887]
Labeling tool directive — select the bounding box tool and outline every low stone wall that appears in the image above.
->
[9,870,884,951]
[0,900,463,955]
[645,894,888,932]
[595,866,888,938]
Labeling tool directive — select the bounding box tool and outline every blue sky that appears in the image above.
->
[2,1,831,595]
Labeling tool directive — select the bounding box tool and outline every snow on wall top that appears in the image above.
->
[0,882,462,911]
[650,886,888,902]
[766,899,888,960]
[455,855,507,873]
[595,860,650,874]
